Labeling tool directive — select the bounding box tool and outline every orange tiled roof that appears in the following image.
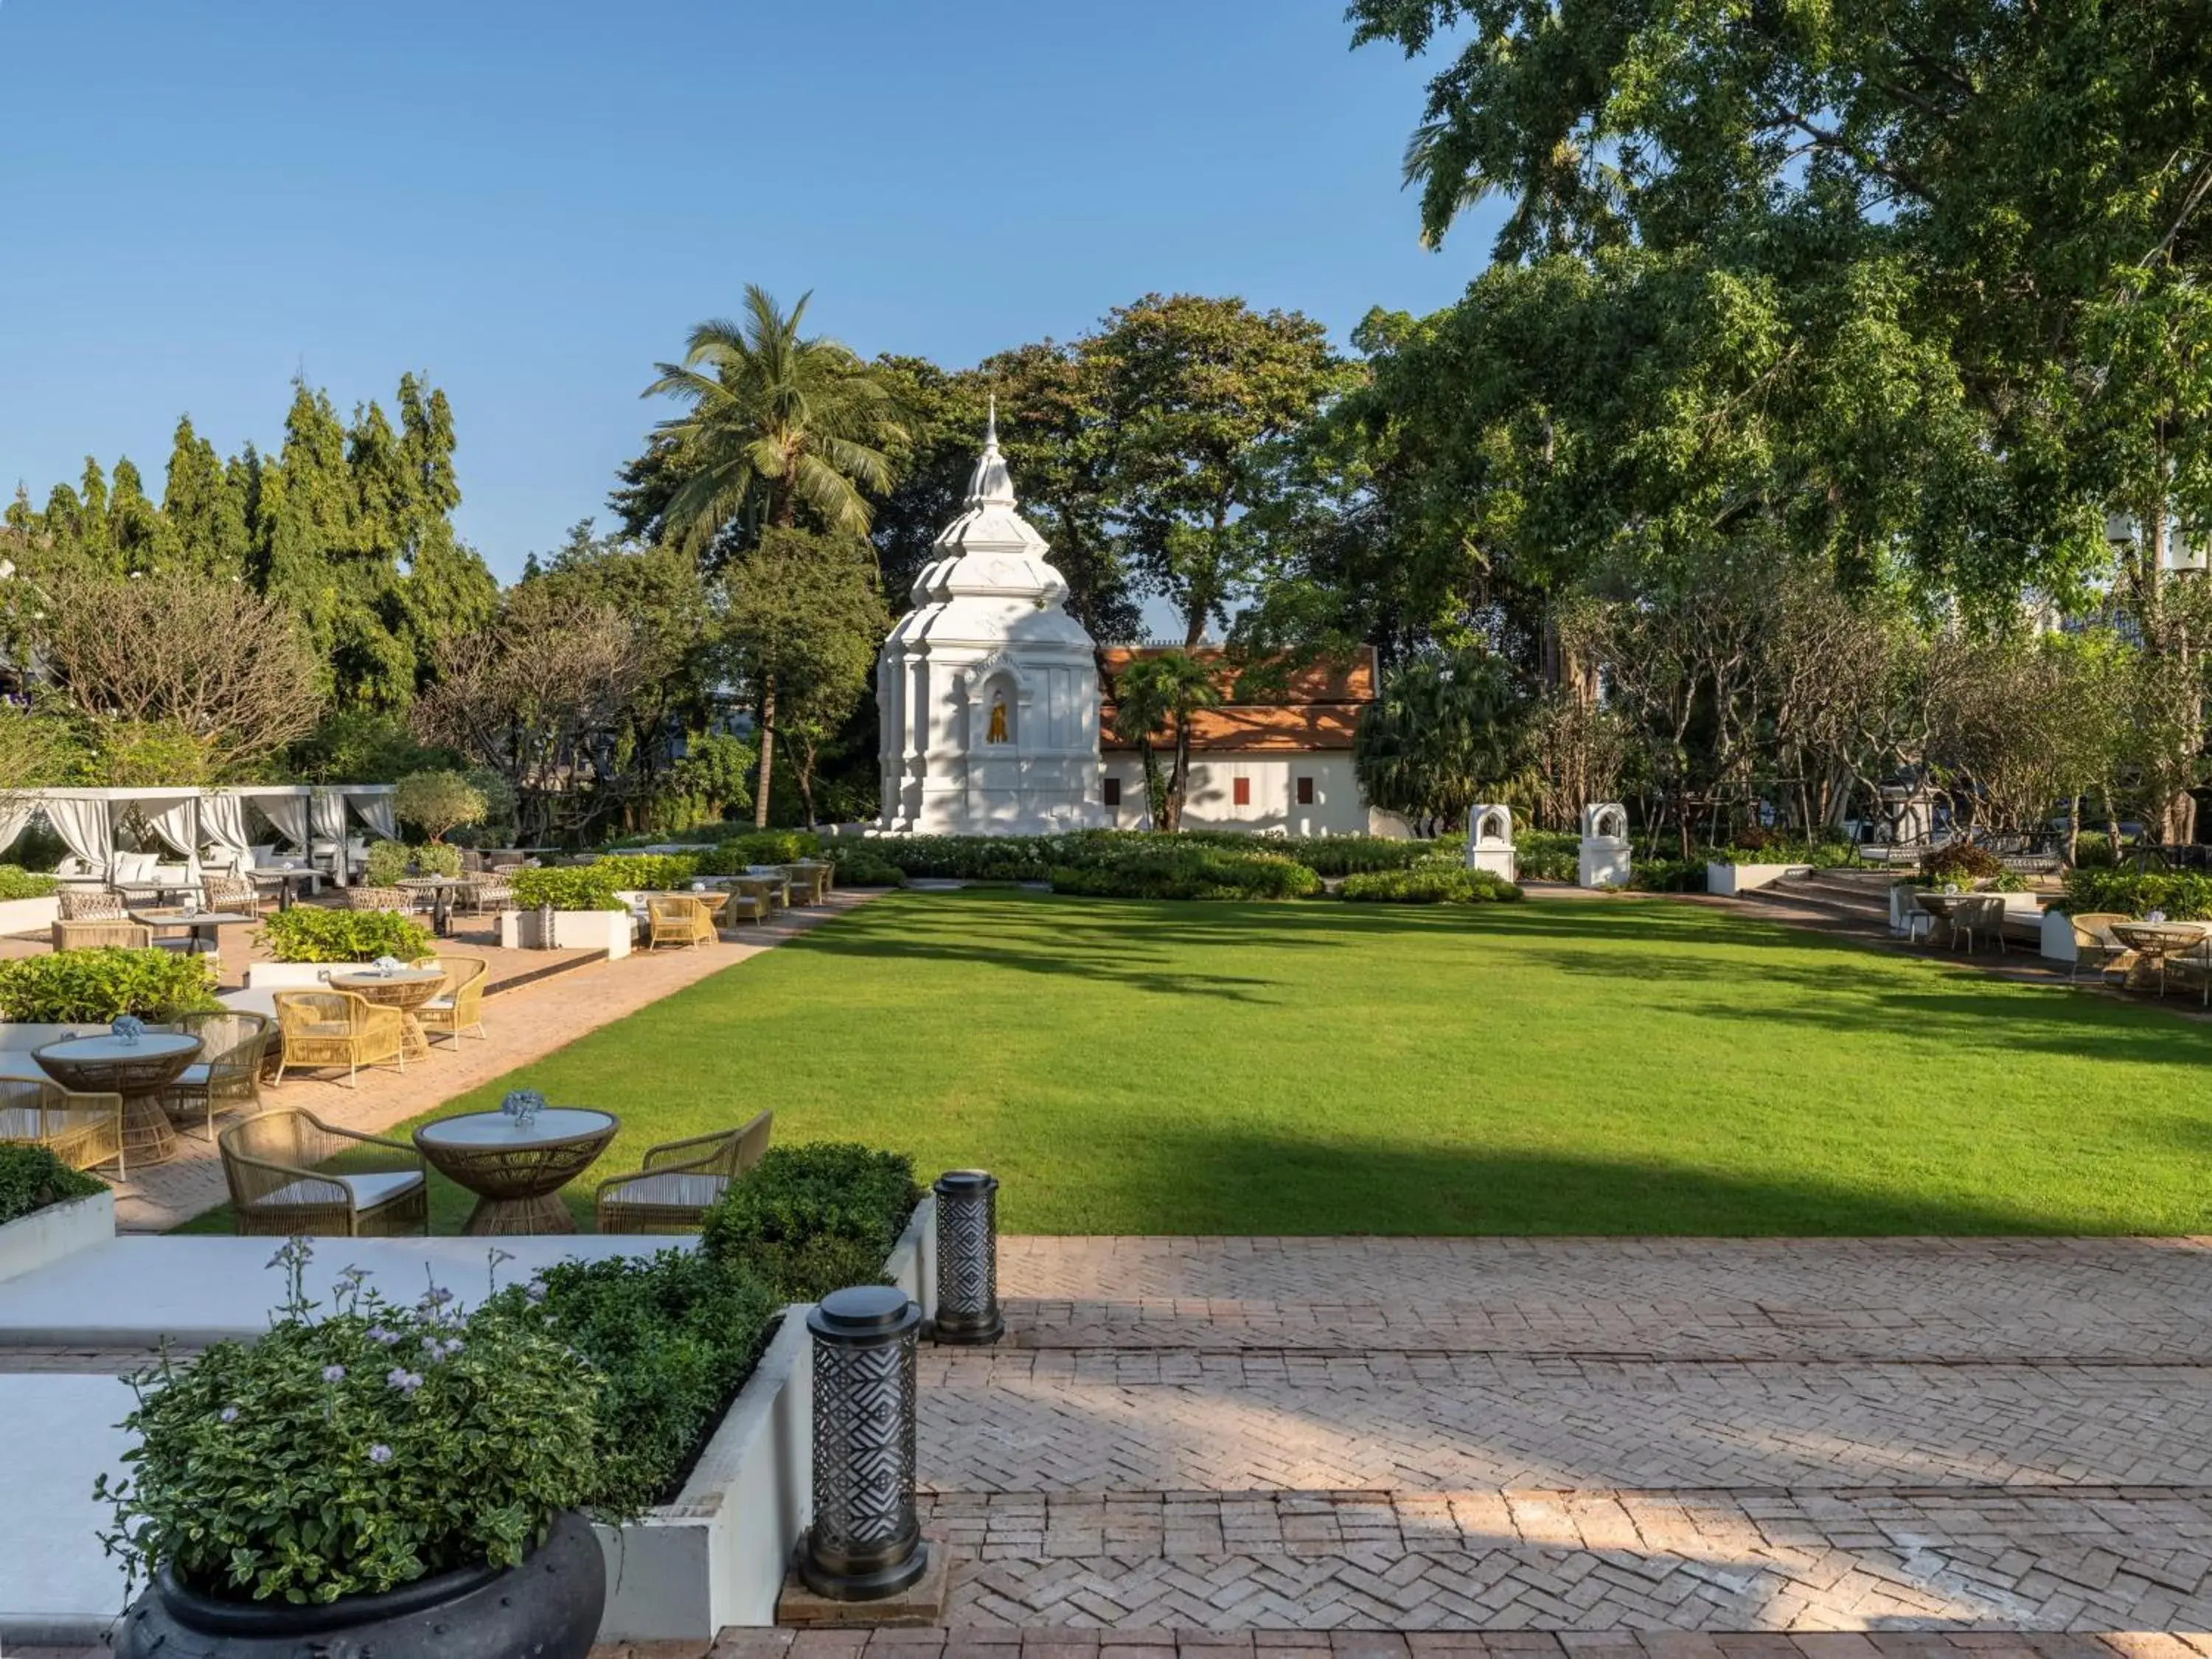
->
[1098,646,1376,754]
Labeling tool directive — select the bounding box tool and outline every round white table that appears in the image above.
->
[328,967,450,1062]
[32,1032,204,1168]
[412,1107,619,1235]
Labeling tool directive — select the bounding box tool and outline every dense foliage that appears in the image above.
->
[97,1241,603,1605]
[259,908,433,965]
[0,948,220,1022]
[1049,846,1322,902]
[0,1144,104,1227]
[701,1144,921,1302]
[2057,870,2212,922]
[1340,866,1522,903]
[591,852,702,891]
[490,1250,778,1515]
[820,849,905,888]
[1924,844,2007,885]
[509,865,627,913]
[392,770,487,843]
[0,865,58,901]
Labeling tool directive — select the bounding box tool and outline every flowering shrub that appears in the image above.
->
[259,907,432,964]
[0,947,220,1022]
[97,1241,605,1605]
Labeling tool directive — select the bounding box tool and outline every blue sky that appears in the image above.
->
[0,1,1494,580]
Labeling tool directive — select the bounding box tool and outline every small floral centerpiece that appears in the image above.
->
[501,1088,548,1130]
[95,1239,602,1607]
[111,1015,146,1046]
[2148,908,2168,925]
[371,955,406,977]
[690,881,706,893]
[1941,882,1961,895]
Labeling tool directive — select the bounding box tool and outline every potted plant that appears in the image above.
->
[243,909,435,989]
[102,1239,609,1658]
[499,866,635,958]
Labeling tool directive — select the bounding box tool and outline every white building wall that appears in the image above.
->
[1098,753,1400,837]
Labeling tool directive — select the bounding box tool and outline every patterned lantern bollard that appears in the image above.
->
[800,1285,929,1600]
[932,1169,1004,1344]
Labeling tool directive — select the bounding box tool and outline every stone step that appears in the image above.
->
[908,1486,2212,1633]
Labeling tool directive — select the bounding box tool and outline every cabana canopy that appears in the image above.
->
[1,785,398,883]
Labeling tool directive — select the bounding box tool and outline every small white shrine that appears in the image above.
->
[1466,804,1516,882]
[1578,802,1631,888]
[875,407,1107,836]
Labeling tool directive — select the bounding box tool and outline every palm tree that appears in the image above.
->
[644,286,907,552]
[1110,652,1222,831]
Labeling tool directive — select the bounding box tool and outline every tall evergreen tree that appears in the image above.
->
[161,416,249,578]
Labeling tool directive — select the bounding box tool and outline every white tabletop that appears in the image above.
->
[328,967,447,985]
[128,910,257,925]
[35,1033,200,1062]
[414,1107,615,1147]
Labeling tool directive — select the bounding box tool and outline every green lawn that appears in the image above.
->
[192,890,2212,1235]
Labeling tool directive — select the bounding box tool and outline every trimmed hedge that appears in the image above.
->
[0,865,58,902]
[2057,869,2212,920]
[695,831,821,873]
[0,947,222,1023]
[260,906,433,964]
[1514,830,1579,883]
[701,1144,922,1303]
[1179,832,1434,877]
[495,1249,778,1513]
[510,865,627,913]
[1340,866,1523,903]
[822,849,906,888]
[0,1144,104,1227]
[1049,847,1321,901]
[592,853,701,891]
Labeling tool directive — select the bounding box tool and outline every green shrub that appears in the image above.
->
[393,769,489,843]
[695,830,821,874]
[1180,832,1435,876]
[511,865,627,912]
[2057,868,2212,919]
[414,842,462,878]
[362,841,411,888]
[1340,866,1523,903]
[491,1250,777,1514]
[701,1144,922,1302]
[0,864,58,902]
[1631,858,1708,893]
[97,1239,605,1605]
[593,853,701,891]
[0,1144,103,1226]
[859,834,1063,882]
[259,907,432,964]
[1514,830,1579,882]
[1049,846,1322,900]
[0,948,221,1022]
[602,829,728,850]
[822,849,907,887]
[1925,843,2005,883]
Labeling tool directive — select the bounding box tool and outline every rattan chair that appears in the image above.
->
[460,874,513,915]
[595,1110,773,1234]
[57,888,129,922]
[720,888,768,925]
[411,954,488,1046]
[2065,911,2135,986]
[50,920,155,951]
[218,1107,428,1237]
[201,873,261,914]
[271,989,406,1087]
[153,1011,274,1143]
[647,894,717,950]
[0,1078,125,1177]
[334,886,412,913]
[1948,894,2007,953]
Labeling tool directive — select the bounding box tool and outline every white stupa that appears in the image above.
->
[875,404,1107,835]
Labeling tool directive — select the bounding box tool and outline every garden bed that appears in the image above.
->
[0,1148,111,1286]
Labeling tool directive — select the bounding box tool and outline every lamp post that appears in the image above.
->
[931,1170,1003,1344]
[800,1285,928,1600]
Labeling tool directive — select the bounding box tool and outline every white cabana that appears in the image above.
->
[7,785,397,886]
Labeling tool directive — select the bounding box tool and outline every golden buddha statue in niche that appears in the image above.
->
[987,692,1009,744]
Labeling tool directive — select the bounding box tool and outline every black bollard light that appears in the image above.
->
[931,1170,1004,1344]
[800,1285,929,1600]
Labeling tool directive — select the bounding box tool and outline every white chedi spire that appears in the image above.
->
[964,394,1018,509]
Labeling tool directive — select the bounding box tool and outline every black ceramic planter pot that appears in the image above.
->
[114,1506,605,1659]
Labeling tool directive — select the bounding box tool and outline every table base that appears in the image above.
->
[460,1192,580,1236]
[121,1097,178,1166]
[397,1012,431,1062]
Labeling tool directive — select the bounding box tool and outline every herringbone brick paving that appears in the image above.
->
[909,1237,2212,1634]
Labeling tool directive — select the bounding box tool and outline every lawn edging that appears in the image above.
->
[592,1189,936,1639]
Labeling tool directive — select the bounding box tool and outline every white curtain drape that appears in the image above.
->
[200,792,251,863]
[42,796,112,874]
[0,798,36,860]
[310,789,349,883]
[348,792,397,841]
[256,792,310,854]
[141,795,200,872]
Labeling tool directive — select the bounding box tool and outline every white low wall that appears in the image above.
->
[0,1192,114,1286]
[1706,862,1811,897]
[886,1191,939,1322]
[0,896,60,939]
[242,961,351,990]
[2042,909,2080,962]
[497,908,633,959]
[0,1023,102,1054]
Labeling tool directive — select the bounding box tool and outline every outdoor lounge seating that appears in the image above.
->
[200,872,262,914]
[271,989,406,1086]
[460,874,513,914]
[56,888,129,921]
[2065,911,2135,985]
[646,894,717,950]
[411,954,489,1045]
[51,919,154,950]
[153,1011,273,1143]
[218,1107,429,1237]
[1948,894,2007,953]
[720,888,768,925]
[0,1078,125,1177]
[335,886,411,913]
[594,1109,773,1234]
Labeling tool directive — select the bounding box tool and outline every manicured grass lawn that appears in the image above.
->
[192,890,2212,1235]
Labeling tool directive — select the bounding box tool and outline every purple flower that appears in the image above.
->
[526,1282,548,1304]
[321,1365,347,1382]
[418,1287,453,1310]
[367,1444,393,1465]
[218,1406,239,1424]
[386,1368,423,1395]
[366,1325,400,1346]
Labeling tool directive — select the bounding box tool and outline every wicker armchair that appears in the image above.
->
[51,920,155,951]
[153,1011,273,1143]
[57,888,128,922]
[271,989,406,1087]
[460,874,514,915]
[335,886,412,913]
[0,1078,125,1177]
[411,954,489,1046]
[2065,911,2135,986]
[596,1110,773,1234]
[720,888,768,925]
[647,894,717,950]
[219,1107,428,1237]
[201,873,261,914]
[1949,894,2007,953]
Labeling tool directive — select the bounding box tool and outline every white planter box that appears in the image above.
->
[0,895,61,938]
[0,1023,102,1053]
[243,962,355,990]
[1706,862,1810,897]
[0,1191,114,1285]
[591,1192,938,1640]
[496,909,633,960]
